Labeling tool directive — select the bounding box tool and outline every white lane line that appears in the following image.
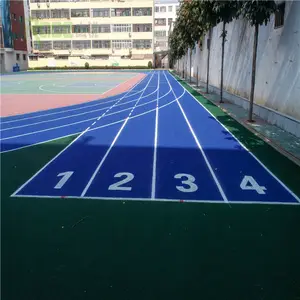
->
[2,79,183,154]
[81,72,156,197]
[169,72,300,203]
[11,193,300,205]
[1,81,161,132]
[92,122,96,126]
[10,74,150,196]
[1,74,156,141]
[164,71,229,203]
[1,78,148,125]
[151,71,160,199]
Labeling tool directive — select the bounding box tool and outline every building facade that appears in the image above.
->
[0,0,28,73]
[154,0,178,52]
[29,0,154,68]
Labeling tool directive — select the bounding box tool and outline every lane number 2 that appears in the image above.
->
[240,175,266,194]
[108,172,134,191]
[54,171,74,189]
[174,173,198,193]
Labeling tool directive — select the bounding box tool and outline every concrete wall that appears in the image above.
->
[29,57,150,68]
[1,49,28,72]
[176,0,300,124]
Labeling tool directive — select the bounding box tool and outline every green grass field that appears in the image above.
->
[2,78,300,300]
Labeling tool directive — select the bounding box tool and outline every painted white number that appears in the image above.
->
[240,175,266,194]
[54,171,74,189]
[175,173,198,193]
[108,172,134,191]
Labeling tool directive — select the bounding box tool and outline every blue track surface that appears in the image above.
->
[4,71,299,204]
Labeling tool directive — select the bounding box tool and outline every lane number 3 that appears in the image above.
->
[175,173,198,193]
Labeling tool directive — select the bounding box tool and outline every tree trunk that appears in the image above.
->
[248,23,259,122]
[196,66,199,87]
[182,59,184,78]
[206,29,212,93]
[220,21,226,103]
[190,48,192,83]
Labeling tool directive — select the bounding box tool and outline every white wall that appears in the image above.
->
[176,1,300,122]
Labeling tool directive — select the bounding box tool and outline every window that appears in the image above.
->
[168,18,173,26]
[23,54,26,60]
[155,30,166,37]
[133,39,152,49]
[29,56,38,61]
[72,25,90,33]
[133,24,152,32]
[112,40,131,49]
[19,16,23,23]
[155,7,159,13]
[275,2,285,28]
[72,40,91,49]
[176,5,179,14]
[112,24,131,32]
[92,25,110,33]
[34,41,52,50]
[71,9,89,18]
[155,41,167,48]
[155,18,166,26]
[16,53,20,61]
[52,25,71,34]
[53,40,71,50]
[32,26,51,35]
[51,9,70,18]
[168,6,173,12]
[93,8,109,17]
[133,7,152,16]
[111,8,131,17]
[12,13,16,21]
[55,56,68,60]
[92,40,110,49]
[31,10,50,19]
[160,6,166,13]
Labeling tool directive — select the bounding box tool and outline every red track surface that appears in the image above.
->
[1,73,145,117]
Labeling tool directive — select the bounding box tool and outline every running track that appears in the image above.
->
[2,71,299,204]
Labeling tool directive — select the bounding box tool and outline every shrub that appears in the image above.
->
[148,61,153,69]
[85,62,89,69]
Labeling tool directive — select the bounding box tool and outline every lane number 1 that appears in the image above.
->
[54,171,74,189]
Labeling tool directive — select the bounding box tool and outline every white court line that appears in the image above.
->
[169,72,300,203]
[2,76,183,154]
[1,77,162,132]
[38,73,141,94]
[151,71,160,199]
[164,71,229,203]
[11,72,152,197]
[80,71,156,197]
[1,74,157,140]
[11,193,300,205]
[1,76,148,125]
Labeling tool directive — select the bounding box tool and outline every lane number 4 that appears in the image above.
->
[240,175,266,194]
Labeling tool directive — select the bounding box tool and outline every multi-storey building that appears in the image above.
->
[154,0,178,52]
[0,0,28,72]
[153,0,178,68]
[29,0,154,68]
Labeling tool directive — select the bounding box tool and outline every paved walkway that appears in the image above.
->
[176,73,300,166]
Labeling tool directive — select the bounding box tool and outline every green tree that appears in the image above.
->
[239,0,277,122]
